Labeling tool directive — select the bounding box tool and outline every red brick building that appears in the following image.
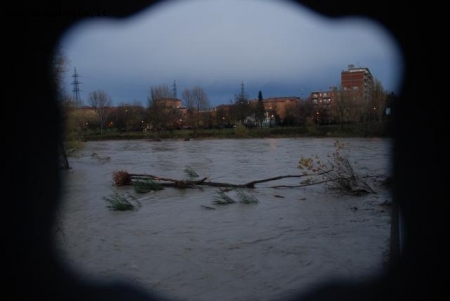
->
[308,89,339,123]
[249,96,301,120]
[341,64,374,108]
[155,97,182,110]
[308,65,375,123]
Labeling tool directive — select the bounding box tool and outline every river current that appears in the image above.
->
[55,137,393,301]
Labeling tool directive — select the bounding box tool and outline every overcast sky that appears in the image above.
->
[58,0,404,107]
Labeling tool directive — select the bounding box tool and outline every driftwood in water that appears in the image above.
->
[112,170,307,189]
[112,169,377,195]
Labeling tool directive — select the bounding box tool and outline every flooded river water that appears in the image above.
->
[55,137,393,301]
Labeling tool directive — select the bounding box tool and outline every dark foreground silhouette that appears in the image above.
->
[5,1,444,300]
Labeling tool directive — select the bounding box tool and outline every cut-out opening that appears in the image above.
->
[52,1,403,300]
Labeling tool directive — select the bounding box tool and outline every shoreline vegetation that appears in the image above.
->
[80,120,392,141]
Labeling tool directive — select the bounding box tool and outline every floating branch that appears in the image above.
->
[271,175,378,193]
[112,170,311,189]
[112,170,206,188]
[133,178,164,193]
[111,169,377,194]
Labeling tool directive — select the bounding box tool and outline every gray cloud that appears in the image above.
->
[60,0,404,106]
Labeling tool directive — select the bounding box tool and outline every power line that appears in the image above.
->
[71,67,82,107]
[171,80,177,98]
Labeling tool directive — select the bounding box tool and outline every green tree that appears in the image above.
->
[255,90,265,128]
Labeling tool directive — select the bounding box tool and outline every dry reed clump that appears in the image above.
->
[113,170,132,186]
[133,178,163,193]
[236,189,259,204]
[212,189,259,205]
[103,191,140,211]
[184,165,199,178]
[213,190,236,205]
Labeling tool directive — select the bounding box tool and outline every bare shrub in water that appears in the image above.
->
[298,140,375,194]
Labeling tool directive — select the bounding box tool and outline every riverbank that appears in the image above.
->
[82,121,392,141]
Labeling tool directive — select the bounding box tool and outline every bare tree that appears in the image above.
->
[52,48,69,168]
[147,97,166,132]
[52,47,69,101]
[371,78,387,122]
[150,84,173,101]
[113,102,147,132]
[215,105,232,127]
[182,86,210,136]
[233,82,250,124]
[147,84,181,133]
[89,90,112,135]
[51,48,77,169]
[331,84,365,126]
[297,98,315,126]
[283,100,301,126]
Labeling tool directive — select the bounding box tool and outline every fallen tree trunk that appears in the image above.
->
[112,169,376,194]
[112,170,309,189]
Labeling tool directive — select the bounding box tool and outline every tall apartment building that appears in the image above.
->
[307,65,375,123]
[341,64,374,108]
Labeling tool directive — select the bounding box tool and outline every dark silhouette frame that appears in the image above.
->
[6,1,443,300]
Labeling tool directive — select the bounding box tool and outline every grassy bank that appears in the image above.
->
[82,120,392,141]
